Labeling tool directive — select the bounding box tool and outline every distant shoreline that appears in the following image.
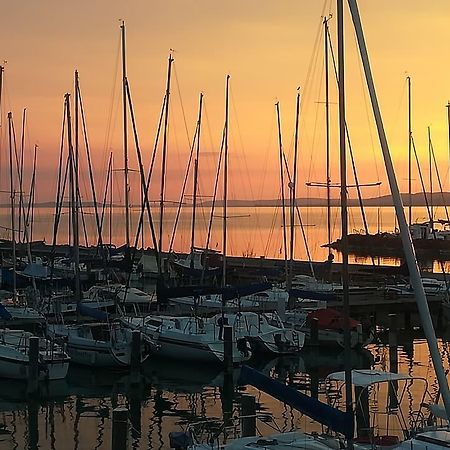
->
[2,192,449,209]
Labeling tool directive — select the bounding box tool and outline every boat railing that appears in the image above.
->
[183,410,283,448]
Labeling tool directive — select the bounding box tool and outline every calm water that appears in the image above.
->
[0,338,448,449]
[1,205,446,268]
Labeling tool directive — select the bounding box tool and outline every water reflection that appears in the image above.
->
[0,339,448,449]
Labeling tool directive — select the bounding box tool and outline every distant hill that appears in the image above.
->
[200,192,450,207]
[1,192,449,208]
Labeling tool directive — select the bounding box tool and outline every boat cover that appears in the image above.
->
[327,369,413,386]
[239,365,354,439]
[308,308,359,330]
[77,303,108,321]
[0,304,12,320]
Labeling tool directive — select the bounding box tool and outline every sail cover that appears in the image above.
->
[239,365,354,439]
[0,304,12,320]
[77,303,108,321]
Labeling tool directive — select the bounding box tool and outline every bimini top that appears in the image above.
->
[326,369,414,387]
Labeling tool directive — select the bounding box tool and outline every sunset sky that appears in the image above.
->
[1,0,450,206]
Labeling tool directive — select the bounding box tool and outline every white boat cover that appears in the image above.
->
[327,369,413,386]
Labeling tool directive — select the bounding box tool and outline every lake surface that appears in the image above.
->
[1,205,446,269]
[0,337,448,449]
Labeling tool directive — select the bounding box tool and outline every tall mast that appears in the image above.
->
[428,126,433,228]
[276,102,288,284]
[348,0,450,421]
[7,112,16,301]
[222,75,230,287]
[288,90,300,289]
[447,102,450,197]
[190,93,203,266]
[29,145,38,242]
[407,77,412,226]
[337,2,353,447]
[159,53,174,262]
[110,153,113,248]
[121,21,130,248]
[19,108,26,243]
[0,66,3,112]
[67,88,80,303]
[325,16,333,257]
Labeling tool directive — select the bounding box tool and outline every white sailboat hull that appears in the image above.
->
[0,353,69,381]
[155,334,249,364]
[48,324,134,368]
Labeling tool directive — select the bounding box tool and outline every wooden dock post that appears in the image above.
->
[310,317,319,346]
[27,336,39,395]
[111,406,128,450]
[403,310,411,330]
[241,395,256,437]
[130,330,141,384]
[388,314,398,409]
[388,313,398,348]
[223,325,233,371]
[277,293,286,321]
[28,399,39,448]
[221,369,234,427]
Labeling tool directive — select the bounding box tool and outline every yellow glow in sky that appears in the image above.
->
[1,0,450,204]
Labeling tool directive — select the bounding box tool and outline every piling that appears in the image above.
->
[355,385,369,439]
[28,399,39,448]
[129,388,142,440]
[111,406,128,450]
[388,314,398,409]
[310,369,319,399]
[241,395,256,437]
[130,330,141,384]
[277,293,286,321]
[310,317,319,346]
[388,313,398,347]
[221,370,234,427]
[27,336,39,395]
[223,325,233,371]
[403,311,411,330]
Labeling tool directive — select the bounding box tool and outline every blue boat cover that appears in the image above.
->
[0,304,12,320]
[239,365,354,439]
[77,303,108,321]
[289,289,337,302]
[158,282,273,302]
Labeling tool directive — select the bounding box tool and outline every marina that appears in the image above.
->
[1,0,450,448]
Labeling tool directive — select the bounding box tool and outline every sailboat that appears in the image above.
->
[170,93,221,280]
[46,73,152,368]
[48,320,147,367]
[0,329,70,381]
[122,314,251,364]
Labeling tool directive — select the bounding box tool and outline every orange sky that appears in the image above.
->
[1,0,450,206]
